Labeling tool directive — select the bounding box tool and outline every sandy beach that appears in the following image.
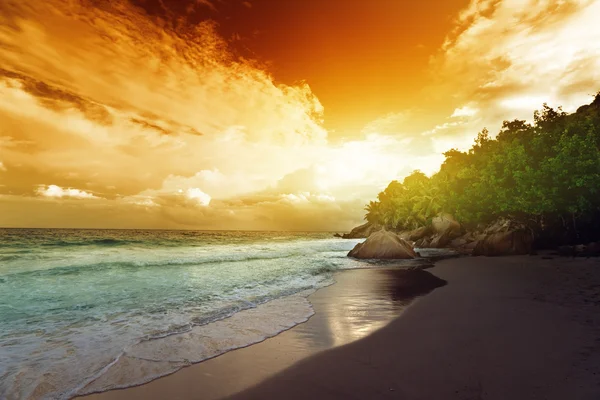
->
[84,255,600,400]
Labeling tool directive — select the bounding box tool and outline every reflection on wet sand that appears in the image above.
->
[293,269,427,349]
[84,267,446,400]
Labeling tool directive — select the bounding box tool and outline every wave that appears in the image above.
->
[2,251,310,280]
[0,231,359,400]
[3,286,325,400]
[74,292,318,398]
[0,238,142,249]
[40,238,145,247]
[2,239,359,279]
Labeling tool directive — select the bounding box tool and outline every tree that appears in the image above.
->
[363,93,600,245]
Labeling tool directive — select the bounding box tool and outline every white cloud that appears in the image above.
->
[361,112,410,135]
[37,184,97,199]
[120,195,159,208]
[281,192,336,204]
[451,106,478,118]
[0,161,6,172]
[499,95,550,110]
[440,0,600,119]
[417,0,600,152]
[185,188,211,206]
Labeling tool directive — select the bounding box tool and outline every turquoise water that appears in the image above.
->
[0,229,372,399]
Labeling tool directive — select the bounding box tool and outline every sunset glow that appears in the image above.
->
[1,0,599,230]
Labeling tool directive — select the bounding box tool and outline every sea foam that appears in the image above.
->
[0,229,366,400]
[76,292,316,396]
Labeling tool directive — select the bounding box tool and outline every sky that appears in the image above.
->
[1,0,599,230]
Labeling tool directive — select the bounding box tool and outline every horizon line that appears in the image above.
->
[0,226,343,233]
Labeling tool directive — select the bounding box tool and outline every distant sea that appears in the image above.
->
[0,229,382,399]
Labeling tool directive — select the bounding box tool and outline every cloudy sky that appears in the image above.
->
[1,0,599,230]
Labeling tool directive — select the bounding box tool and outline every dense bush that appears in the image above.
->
[365,94,600,246]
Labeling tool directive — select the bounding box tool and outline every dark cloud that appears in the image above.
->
[129,117,173,135]
[0,68,113,125]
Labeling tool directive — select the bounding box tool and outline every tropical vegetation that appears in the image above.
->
[365,93,600,246]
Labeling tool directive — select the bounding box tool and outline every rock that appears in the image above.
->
[464,241,479,250]
[431,213,461,238]
[446,232,479,252]
[415,237,431,248]
[557,245,576,257]
[472,219,533,256]
[449,237,468,248]
[585,242,600,257]
[398,227,431,241]
[483,218,513,234]
[408,226,432,241]
[475,233,487,241]
[333,233,343,238]
[397,230,411,240]
[348,230,417,259]
[342,222,382,239]
[558,242,600,257]
[429,232,451,248]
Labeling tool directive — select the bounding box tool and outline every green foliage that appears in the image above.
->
[365,171,442,231]
[365,94,600,242]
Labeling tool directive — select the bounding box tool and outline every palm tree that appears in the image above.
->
[364,201,381,223]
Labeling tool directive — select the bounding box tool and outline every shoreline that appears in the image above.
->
[227,255,600,400]
[72,289,317,398]
[80,265,445,400]
[83,255,600,400]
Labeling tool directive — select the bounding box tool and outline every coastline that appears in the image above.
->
[82,255,600,400]
[80,265,444,400]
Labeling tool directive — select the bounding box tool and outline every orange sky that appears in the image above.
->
[202,0,469,137]
[1,0,599,230]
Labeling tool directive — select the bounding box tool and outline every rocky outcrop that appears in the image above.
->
[429,232,452,248]
[343,214,536,256]
[414,236,430,248]
[407,216,534,255]
[405,214,462,249]
[342,222,382,239]
[399,226,432,241]
[472,219,534,256]
[557,242,600,257]
[431,213,461,238]
[405,214,461,249]
[348,230,417,259]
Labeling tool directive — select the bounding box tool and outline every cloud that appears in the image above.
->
[0,68,114,125]
[439,0,600,113]
[451,106,478,118]
[129,118,173,136]
[361,112,411,135]
[107,188,364,231]
[3,0,599,230]
[0,161,6,172]
[413,0,600,151]
[0,0,339,228]
[184,188,211,206]
[37,185,97,199]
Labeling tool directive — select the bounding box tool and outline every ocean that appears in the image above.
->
[0,228,392,399]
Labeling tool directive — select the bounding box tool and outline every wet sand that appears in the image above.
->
[82,267,444,400]
[84,256,600,400]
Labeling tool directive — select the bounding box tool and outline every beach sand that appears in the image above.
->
[84,256,600,400]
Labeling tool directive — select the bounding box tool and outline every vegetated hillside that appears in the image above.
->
[365,93,600,248]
